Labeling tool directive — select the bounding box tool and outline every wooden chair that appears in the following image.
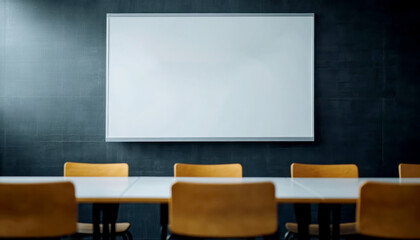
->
[285,163,359,240]
[399,163,420,178]
[64,162,129,177]
[169,182,277,239]
[174,163,242,177]
[64,162,132,240]
[291,163,358,178]
[357,182,420,239]
[0,182,77,239]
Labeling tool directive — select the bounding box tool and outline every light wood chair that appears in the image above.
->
[64,162,132,240]
[291,163,358,178]
[399,163,420,178]
[174,163,242,177]
[169,182,277,239]
[0,182,77,239]
[285,163,359,240]
[64,162,129,177]
[357,182,420,239]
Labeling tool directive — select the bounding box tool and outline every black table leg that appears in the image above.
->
[102,206,110,240]
[294,203,310,240]
[93,204,101,240]
[318,204,331,240]
[103,204,119,240]
[331,204,341,240]
[160,203,168,240]
[111,204,120,240]
[92,203,119,240]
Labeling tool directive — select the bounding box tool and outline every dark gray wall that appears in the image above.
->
[1,0,419,239]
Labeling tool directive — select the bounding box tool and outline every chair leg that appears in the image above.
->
[120,232,128,240]
[125,231,133,240]
[284,231,293,240]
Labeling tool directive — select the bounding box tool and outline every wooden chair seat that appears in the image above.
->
[285,222,357,236]
[77,222,131,234]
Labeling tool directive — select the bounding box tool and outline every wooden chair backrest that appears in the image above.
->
[0,182,77,238]
[356,182,420,239]
[170,182,277,238]
[291,163,359,178]
[174,163,242,177]
[64,162,129,177]
[399,163,420,178]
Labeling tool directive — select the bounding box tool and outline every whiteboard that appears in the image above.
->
[106,14,314,142]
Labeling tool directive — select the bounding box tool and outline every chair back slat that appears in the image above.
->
[291,163,358,178]
[170,182,277,238]
[399,163,420,178]
[357,182,420,239]
[64,162,129,177]
[0,182,77,238]
[174,163,242,177]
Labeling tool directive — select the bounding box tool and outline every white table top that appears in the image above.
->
[120,177,323,203]
[292,177,420,203]
[1,176,419,204]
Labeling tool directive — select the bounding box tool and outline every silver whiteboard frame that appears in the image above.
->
[106,13,314,142]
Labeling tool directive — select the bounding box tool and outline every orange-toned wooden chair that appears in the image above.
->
[64,162,132,240]
[291,163,358,178]
[357,182,420,239]
[399,163,420,178]
[64,162,129,177]
[169,182,277,239]
[285,163,359,240]
[174,163,242,177]
[0,182,77,239]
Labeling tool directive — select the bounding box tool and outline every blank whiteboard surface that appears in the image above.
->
[106,14,314,141]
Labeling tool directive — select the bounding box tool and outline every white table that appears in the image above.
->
[1,176,419,240]
[2,177,418,203]
[119,177,420,203]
